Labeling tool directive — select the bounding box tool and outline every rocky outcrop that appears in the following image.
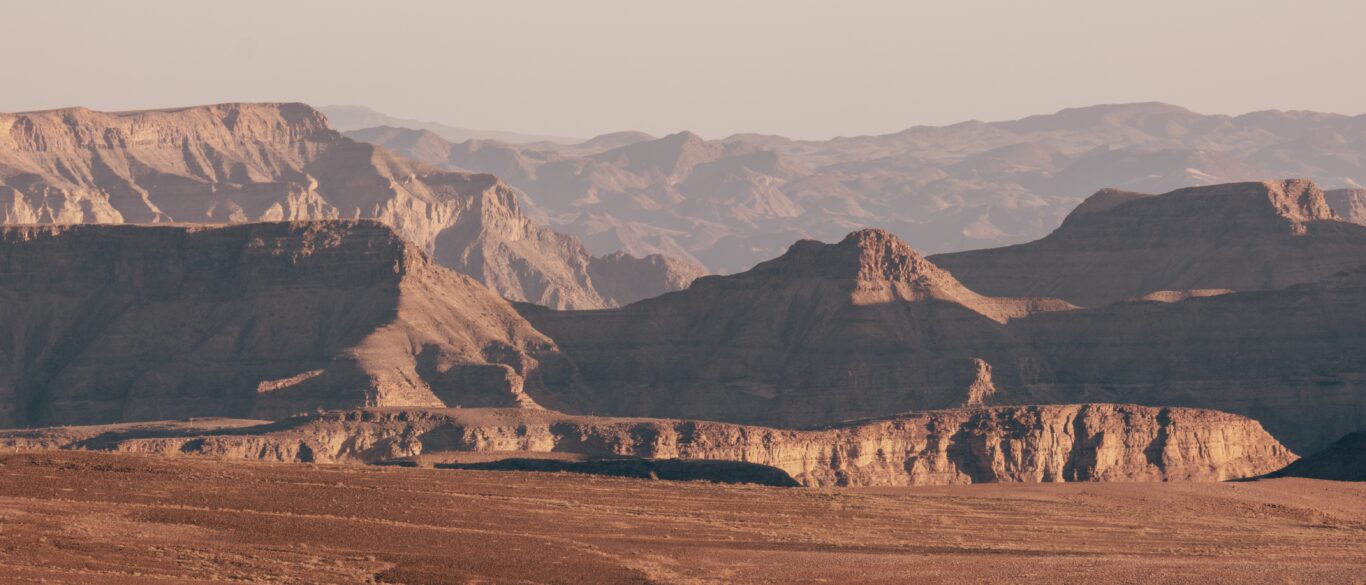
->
[0,103,696,308]
[1263,431,1366,482]
[0,404,1294,486]
[0,221,575,427]
[518,229,1076,428]
[929,180,1366,307]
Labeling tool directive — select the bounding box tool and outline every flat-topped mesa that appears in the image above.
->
[930,179,1366,307]
[0,221,568,427]
[0,103,338,152]
[1059,179,1337,235]
[0,102,699,309]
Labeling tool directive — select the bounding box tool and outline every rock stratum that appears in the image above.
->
[0,221,580,427]
[929,180,1366,307]
[522,228,1366,453]
[0,103,701,308]
[0,405,1294,486]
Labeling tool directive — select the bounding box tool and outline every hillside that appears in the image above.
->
[930,180,1366,306]
[0,221,575,427]
[349,102,1366,274]
[0,103,701,308]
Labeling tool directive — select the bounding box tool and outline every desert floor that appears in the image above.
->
[0,451,1362,584]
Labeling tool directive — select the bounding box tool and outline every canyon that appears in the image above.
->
[0,103,702,308]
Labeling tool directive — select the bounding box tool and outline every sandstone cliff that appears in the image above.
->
[0,103,698,308]
[0,221,577,427]
[0,405,1294,486]
[929,180,1366,307]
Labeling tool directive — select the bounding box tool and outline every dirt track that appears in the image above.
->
[0,451,1362,584]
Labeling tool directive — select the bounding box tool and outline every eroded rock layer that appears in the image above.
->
[0,221,573,427]
[929,180,1366,307]
[0,405,1294,486]
[0,103,701,308]
[522,229,1366,453]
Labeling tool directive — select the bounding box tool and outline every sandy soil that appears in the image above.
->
[0,451,1362,584]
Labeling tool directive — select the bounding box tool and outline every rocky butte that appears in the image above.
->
[929,179,1366,307]
[0,103,703,308]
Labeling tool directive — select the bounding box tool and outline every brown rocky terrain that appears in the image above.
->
[519,229,1076,427]
[0,404,1294,486]
[521,228,1366,453]
[0,103,702,308]
[0,221,580,427]
[929,179,1366,306]
[349,102,1366,274]
[1,451,1363,584]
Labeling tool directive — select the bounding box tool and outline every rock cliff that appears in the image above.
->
[0,404,1294,486]
[929,180,1366,307]
[518,229,1076,427]
[1326,188,1366,226]
[0,221,576,427]
[0,103,698,308]
[521,229,1366,453]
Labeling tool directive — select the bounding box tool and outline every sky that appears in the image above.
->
[4,0,1364,140]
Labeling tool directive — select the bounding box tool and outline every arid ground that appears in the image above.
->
[0,451,1362,584]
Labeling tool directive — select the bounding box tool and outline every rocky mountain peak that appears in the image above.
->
[763,229,947,286]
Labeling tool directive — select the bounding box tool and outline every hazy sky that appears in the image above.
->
[4,0,1364,139]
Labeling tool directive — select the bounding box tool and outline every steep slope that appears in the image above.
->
[0,103,696,308]
[1263,431,1366,481]
[518,229,1075,427]
[930,180,1366,306]
[0,405,1294,486]
[1326,188,1366,225]
[0,221,574,427]
[350,102,1366,274]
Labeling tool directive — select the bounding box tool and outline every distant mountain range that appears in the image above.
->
[320,105,580,145]
[346,102,1366,273]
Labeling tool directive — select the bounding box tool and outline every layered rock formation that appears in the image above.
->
[0,405,1294,486]
[518,229,1076,427]
[930,180,1366,306]
[0,103,700,308]
[350,102,1366,273]
[0,221,578,427]
[521,229,1366,453]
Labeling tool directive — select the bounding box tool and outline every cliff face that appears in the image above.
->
[518,229,1075,428]
[929,180,1366,307]
[0,103,697,308]
[0,221,573,427]
[0,405,1293,487]
[1326,188,1366,225]
[521,229,1366,453]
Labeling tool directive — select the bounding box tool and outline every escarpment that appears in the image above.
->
[517,229,1076,428]
[0,103,699,308]
[0,405,1294,487]
[930,180,1366,307]
[0,221,574,427]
